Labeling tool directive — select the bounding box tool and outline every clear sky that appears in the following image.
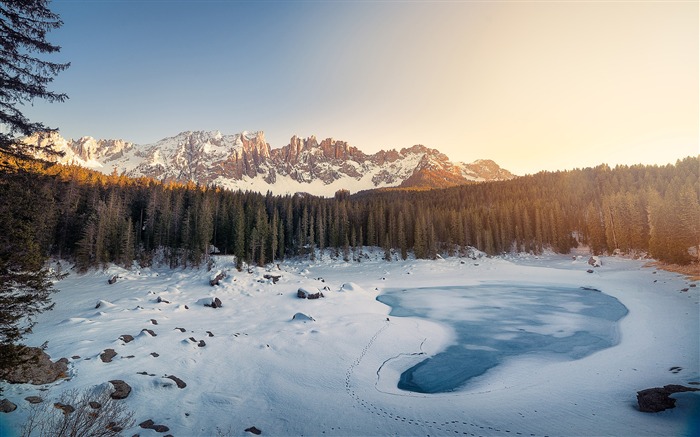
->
[24,0,698,175]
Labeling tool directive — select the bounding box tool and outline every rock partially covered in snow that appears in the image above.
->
[297,287,324,299]
[0,347,68,384]
[291,312,315,322]
[340,282,365,292]
[209,270,226,286]
[588,256,602,267]
[198,297,223,308]
[109,380,132,399]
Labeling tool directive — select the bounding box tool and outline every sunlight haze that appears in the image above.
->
[26,0,698,175]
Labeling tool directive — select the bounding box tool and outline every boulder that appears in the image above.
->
[54,402,75,414]
[201,297,223,308]
[109,379,132,400]
[292,312,315,322]
[209,270,226,286]
[108,275,118,284]
[141,329,157,337]
[119,334,134,343]
[297,287,324,299]
[588,256,602,267]
[100,349,117,363]
[0,399,17,413]
[245,426,262,435]
[25,396,43,404]
[263,274,281,284]
[140,419,170,433]
[0,347,68,384]
[164,375,187,389]
[637,385,700,412]
[340,282,364,292]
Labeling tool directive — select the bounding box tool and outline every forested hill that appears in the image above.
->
[1,154,698,272]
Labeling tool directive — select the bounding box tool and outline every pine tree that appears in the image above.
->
[0,169,58,378]
[0,0,70,156]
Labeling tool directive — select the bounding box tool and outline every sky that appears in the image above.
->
[22,0,699,176]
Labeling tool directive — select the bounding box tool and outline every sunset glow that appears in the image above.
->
[26,1,698,175]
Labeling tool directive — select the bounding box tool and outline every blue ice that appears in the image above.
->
[377,284,628,393]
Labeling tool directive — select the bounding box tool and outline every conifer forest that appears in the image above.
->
[1,154,698,273]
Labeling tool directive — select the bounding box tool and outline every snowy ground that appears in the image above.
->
[1,251,698,436]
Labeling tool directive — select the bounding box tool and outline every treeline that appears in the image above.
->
[1,154,698,272]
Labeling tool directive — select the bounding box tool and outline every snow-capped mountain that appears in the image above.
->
[21,130,515,196]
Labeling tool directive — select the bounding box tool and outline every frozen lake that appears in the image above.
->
[377,283,629,393]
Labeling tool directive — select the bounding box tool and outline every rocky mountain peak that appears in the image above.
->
[22,130,515,196]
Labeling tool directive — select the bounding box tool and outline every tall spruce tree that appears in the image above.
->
[1,0,68,380]
[1,0,69,156]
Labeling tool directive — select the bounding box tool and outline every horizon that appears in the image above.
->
[22,1,699,176]
[44,126,699,177]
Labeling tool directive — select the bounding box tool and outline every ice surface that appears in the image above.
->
[378,284,628,393]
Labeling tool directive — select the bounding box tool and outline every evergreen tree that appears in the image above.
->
[0,168,57,378]
[0,0,70,156]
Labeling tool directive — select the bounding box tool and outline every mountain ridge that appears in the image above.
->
[21,130,515,196]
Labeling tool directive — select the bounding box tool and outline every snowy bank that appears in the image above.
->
[0,254,697,436]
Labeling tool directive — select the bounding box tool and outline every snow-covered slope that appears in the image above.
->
[0,253,697,436]
[21,131,515,196]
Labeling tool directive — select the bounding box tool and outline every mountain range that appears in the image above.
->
[22,130,515,196]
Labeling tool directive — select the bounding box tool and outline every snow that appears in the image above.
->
[1,253,698,436]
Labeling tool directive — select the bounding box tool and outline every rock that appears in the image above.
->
[297,287,324,299]
[120,334,134,343]
[197,340,206,347]
[150,352,159,358]
[637,385,700,412]
[150,319,158,325]
[0,347,69,384]
[292,312,315,322]
[587,269,594,274]
[100,349,117,363]
[140,419,155,428]
[109,380,132,399]
[206,331,214,337]
[54,402,75,414]
[140,419,169,431]
[0,399,17,413]
[108,275,118,284]
[141,329,157,337]
[209,270,226,286]
[263,274,281,284]
[341,282,364,292]
[106,422,123,432]
[25,396,43,404]
[245,426,262,435]
[164,375,186,389]
[156,296,170,304]
[588,256,602,267]
[202,297,222,308]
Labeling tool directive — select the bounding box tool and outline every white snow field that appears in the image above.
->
[1,252,698,436]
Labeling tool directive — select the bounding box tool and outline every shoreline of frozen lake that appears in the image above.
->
[1,252,698,436]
